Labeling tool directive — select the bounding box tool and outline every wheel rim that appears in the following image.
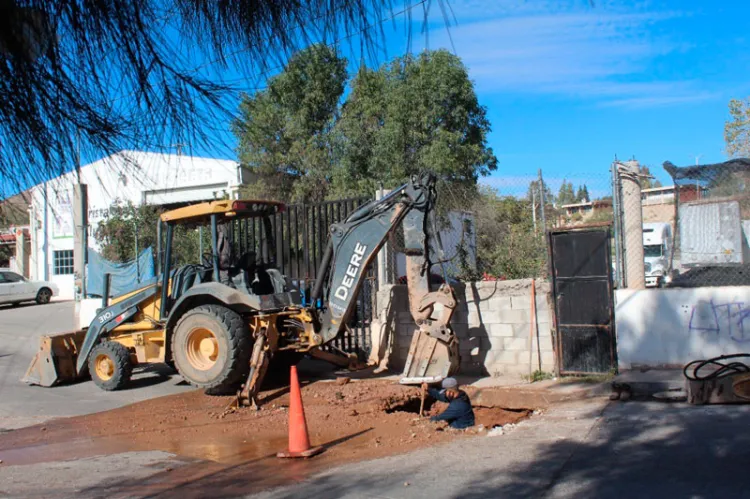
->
[39,290,50,302]
[185,327,219,371]
[94,354,115,381]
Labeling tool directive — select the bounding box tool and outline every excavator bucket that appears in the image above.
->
[22,330,87,387]
[399,329,460,385]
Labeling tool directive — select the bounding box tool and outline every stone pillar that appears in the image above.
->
[619,160,646,289]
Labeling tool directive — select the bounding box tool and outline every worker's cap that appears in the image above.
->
[441,377,458,389]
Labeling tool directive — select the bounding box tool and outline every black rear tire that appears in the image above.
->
[36,288,52,305]
[89,341,133,391]
[171,305,251,394]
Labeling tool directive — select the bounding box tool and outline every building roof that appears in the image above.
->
[560,199,613,209]
[641,185,675,194]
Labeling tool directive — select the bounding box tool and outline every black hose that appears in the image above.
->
[683,353,750,381]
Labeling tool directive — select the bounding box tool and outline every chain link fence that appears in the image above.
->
[381,172,616,287]
[660,158,750,288]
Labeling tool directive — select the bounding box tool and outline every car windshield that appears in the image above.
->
[644,244,663,258]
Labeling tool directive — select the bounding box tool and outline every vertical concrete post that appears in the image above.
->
[15,229,26,277]
[28,205,37,280]
[73,184,88,301]
[618,160,645,289]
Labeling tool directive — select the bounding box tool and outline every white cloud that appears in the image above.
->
[410,3,713,108]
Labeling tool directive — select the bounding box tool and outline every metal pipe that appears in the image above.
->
[102,273,111,309]
[160,224,173,320]
[211,214,220,282]
[311,239,333,303]
[156,221,162,277]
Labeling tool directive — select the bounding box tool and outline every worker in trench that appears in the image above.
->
[421,377,475,429]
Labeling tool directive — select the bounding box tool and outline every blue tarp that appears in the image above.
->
[87,247,156,298]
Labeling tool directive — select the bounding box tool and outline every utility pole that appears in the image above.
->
[532,188,537,235]
[538,169,547,232]
[73,128,88,309]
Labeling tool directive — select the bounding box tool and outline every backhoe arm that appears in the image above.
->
[311,173,460,383]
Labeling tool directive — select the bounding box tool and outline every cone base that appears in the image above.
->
[277,445,324,459]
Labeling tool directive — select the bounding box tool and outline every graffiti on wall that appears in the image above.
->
[688,300,750,343]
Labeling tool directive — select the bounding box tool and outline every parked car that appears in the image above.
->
[0,271,58,306]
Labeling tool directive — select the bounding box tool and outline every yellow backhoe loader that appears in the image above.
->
[23,174,459,407]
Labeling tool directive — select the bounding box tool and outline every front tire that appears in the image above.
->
[171,305,251,394]
[89,341,133,391]
[36,288,52,305]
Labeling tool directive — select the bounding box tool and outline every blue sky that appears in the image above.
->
[21,0,749,200]
[196,0,750,199]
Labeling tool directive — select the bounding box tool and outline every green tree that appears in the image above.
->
[557,180,576,206]
[333,50,497,197]
[94,201,207,267]
[725,98,750,158]
[471,187,546,279]
[526,180,555,206]
[233,44,348,203]
[576,184,590,202]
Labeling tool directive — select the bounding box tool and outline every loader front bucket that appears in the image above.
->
[399,329,460,385]
[22,330,87,387]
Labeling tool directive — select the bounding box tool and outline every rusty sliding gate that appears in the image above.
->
[233,197,376,359]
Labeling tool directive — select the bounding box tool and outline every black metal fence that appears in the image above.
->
[233,197,376,358]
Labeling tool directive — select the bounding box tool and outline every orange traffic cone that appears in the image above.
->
[277,365,324,459]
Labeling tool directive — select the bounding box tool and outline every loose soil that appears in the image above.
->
[0,378,529,497]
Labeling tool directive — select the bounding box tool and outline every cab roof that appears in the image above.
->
[160,199,285,225]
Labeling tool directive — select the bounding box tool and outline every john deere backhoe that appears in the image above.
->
[23,174,459,407]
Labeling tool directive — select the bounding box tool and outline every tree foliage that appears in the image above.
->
[332,50,497,198]
[233,44,347,203]
[725,98,750,158]
[557,180,576,206]
[575,184,590,202]
[470,187,547,280]
[233,49,497,204]
[0,1,437,196]
[94,201,207,266]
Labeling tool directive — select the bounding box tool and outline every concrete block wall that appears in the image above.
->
[371,279,556,378]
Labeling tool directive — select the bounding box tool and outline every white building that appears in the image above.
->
[27,151,250,299]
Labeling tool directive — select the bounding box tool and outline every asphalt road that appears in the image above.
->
[0,301,194,430]
[2,397,749,498]
[250,399,750,499]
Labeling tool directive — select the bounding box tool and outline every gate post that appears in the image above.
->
[617,160,646,289]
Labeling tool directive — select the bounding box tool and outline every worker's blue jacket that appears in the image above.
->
[428,388,475,429]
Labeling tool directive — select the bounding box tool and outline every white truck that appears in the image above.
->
[643,222,672,287]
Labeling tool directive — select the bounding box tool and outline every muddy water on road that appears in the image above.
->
[0,381,530,496]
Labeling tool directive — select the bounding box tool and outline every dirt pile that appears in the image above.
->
[0,379,530,496]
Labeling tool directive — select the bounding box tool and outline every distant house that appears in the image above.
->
[0,191,32,273]
[560,199,613,221]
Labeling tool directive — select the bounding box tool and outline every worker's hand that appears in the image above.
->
[420,382,428,391]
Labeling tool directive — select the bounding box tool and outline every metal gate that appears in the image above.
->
[548,226,616,374]
[234,197,375,358]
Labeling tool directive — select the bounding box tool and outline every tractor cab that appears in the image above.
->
[158,199,292,319]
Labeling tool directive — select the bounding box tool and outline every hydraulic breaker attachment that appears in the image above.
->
[400,284,460,384]
[22,330,87,387]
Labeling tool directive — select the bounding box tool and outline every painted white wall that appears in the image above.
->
[616,286,750,369]
[28,151,242,299]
